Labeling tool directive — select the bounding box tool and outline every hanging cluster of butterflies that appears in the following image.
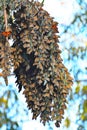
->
[0,0,73,127]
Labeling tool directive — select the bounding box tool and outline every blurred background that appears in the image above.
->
[0,0,87,130]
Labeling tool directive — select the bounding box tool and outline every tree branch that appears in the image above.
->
[74,79,87,82]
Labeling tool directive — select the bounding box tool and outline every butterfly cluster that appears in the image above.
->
[0,0,73,127]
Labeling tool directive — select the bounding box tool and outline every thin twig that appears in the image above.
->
[75,79,87,82]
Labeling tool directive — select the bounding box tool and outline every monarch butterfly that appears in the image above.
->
[0,72,3,76]
[0,31,11,37]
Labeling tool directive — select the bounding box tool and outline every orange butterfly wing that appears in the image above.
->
[1,31,11,37]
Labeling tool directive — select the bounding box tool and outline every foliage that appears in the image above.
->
[0,86,19,130]
[60,0,87,129]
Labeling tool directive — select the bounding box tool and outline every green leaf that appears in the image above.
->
[0,97,8,106]
[82,86,87,95]
[83,100,87,113]
[64,117,71,128]
[75,85,80,94]
[80,113,87,121]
